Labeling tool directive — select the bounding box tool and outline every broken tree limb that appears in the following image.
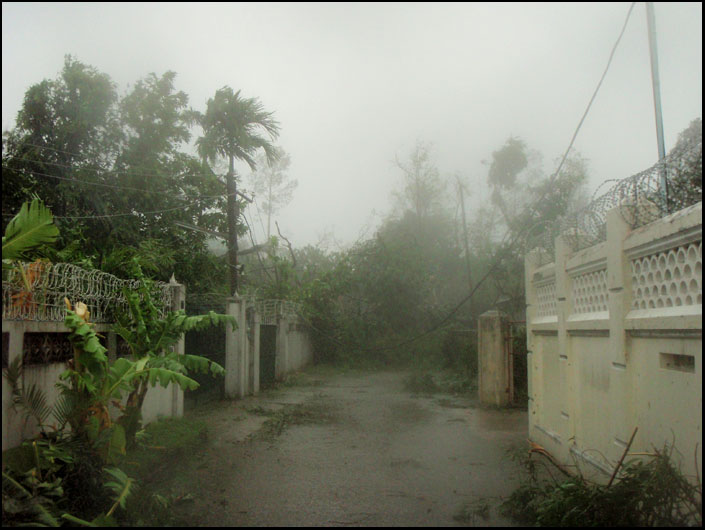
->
[607,426,638,488]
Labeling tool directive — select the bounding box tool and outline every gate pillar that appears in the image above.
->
[253,311,261,394]
[478,310,512,407]
[225,296,248,398]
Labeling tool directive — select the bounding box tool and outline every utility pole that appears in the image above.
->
[456,175,474,316]
[645,1,668,203]
[226,155,240,296]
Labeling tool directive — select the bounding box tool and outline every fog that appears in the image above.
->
[2,2,702,248]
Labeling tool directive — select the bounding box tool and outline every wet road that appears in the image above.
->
[174,369,527,527]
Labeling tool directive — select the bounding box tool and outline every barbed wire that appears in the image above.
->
[527,134,702,264]
[2,262,173,323]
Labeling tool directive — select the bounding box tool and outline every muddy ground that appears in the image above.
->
[161,368,528,526]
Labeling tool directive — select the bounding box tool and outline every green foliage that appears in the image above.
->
[5,357,53,432]
[665,117,702,212]
[488,136,529,190]
[501,445,702,526]
[194,86,280,170]
[2,198,60,263]
[110,262,232,446]
[2,57,229,294]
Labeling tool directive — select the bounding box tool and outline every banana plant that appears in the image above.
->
[2,198,59,308]
[2,198,59,262]
[110,262,234,447]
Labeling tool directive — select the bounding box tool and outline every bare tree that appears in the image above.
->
[249,146,297,240]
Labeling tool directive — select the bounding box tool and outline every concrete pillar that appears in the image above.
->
[238,302,248,397]
[605,207,635,460]
[253,312,261,394]
[554,235,574,448]
[524,249,541,427]
[478,310,511,407]
[225,296,245,398]
[275,315,290,380]
[169,277,186,416]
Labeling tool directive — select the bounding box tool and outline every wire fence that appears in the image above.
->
[2,262,174,323]
[528,134,702,264]
[185,292,304,326]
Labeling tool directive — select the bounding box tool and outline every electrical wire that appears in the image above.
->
[14,143,257,203]
[291,3,640,355]
[15,142,224,182]
[1,163,232,200]
[551,1,636,181]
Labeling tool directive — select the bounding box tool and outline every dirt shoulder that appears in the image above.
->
[161,368,527,526]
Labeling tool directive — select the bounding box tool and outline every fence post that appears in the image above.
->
[169,275,185,417]
[524,249,541,422]
[253,311,261,394]
[238,301,248,396]
[478,310,511,407]
[225,295,244,398]
[554,234,574,448]
[605,207,634,460]
[276,311,290,380]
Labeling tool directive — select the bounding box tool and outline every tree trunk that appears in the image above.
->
[226,155,239,295]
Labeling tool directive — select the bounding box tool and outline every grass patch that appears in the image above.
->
[117,417,208,526]
[123,417,207,479]
[501,444,702,526]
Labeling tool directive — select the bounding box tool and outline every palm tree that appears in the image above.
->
[194,87,280,295]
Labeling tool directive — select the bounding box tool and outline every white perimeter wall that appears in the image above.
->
[525,202,702,482]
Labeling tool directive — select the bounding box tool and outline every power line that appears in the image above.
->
[16,143,257,202]
[51,200,213,220]
[1,163,232,200]
[551,1,636,181]
[295,3,641,355]
[4,145,256,201]
[15,142,221,182]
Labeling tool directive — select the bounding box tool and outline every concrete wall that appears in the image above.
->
[525,202,702,482]
[225,302,313,398]
[2,280,185,450]
[286,322,313,373]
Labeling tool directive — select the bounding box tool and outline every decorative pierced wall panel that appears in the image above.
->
[631,241,702,309]
[116,335,132,358]
[22,332,110,365]
[536,281,557,317]
[572,269,608,314]
[22,333,73,365]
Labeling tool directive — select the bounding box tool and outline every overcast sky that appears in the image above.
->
[2,2,702,248]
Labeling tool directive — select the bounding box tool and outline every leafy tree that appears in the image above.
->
[194,86,280,295]
[664,117,702,212]
[2,58,230,293]
[2,55,119,220]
